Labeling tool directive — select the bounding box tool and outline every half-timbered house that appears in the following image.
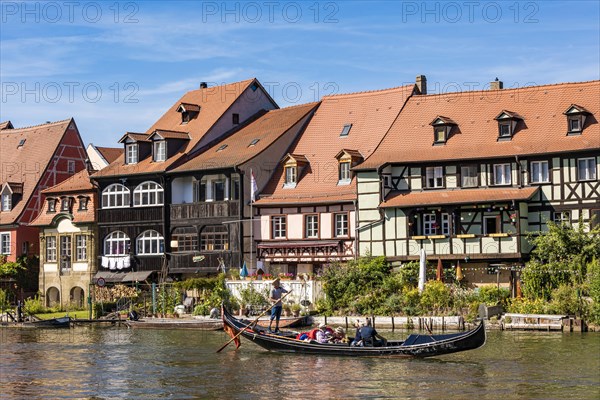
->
[0,119,87,295]
[355,79,600,288]
[253,83,417,277]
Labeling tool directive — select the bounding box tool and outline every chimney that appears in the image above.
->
[416,75,427,95]
[490,77,504,90]
[200,82,208,89]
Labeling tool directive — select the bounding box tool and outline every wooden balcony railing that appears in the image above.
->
[170,201,239,221]
[98,207,163,224]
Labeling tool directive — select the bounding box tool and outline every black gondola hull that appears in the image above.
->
[222,307,485,358]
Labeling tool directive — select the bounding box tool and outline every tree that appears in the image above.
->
[523,220,600,300]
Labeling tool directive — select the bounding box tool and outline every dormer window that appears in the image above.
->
[1,192,11,212]
[340,123,352,137]
[285,166,297,187]
[232,113,240,125]
[154,141,167,162]
[334,149,363,185]
[339,161,351,182]
[17,139,26,148]
[494,110,523,140]
[78,197,89,211]
[47,198,57,213]
[281,154,308,188]
[126,143,138,164]
[430,116,456,144]
[177,103,200,124]
[60,197,72,212]
[564,104,590,135]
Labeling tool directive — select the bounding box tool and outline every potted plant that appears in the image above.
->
[291,303,302,317]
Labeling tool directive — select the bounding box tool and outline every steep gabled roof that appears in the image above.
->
[0,119,74,225]
[170,102,319,173]
[41,168,94,194]
[256,84,415,205]
[93,79,258,178]
[359,80,600,169]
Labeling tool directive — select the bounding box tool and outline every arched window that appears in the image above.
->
[136,230,164,255]
[133,181,164,206]
[201,225,229,251]
[102,184,130,208]
[172,227,198,253]
[104,231,130,255]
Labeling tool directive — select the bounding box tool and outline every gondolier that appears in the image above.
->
[269,278,288,333]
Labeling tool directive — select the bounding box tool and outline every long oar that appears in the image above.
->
[217,282,299,353]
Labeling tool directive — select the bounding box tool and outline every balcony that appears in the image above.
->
[168,251,239,275]
[98,206,162,224]
[170,201,239,222]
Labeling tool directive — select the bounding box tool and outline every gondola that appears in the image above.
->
[222,306,485,357]
[26,316,72,328]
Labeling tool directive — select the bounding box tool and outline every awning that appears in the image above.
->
[257,240,340,249]
[93,270,153,283]
[380,187,538,208]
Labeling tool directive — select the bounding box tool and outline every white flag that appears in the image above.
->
[250,169,258,202]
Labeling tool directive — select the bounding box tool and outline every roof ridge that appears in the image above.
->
[184,78,255,96]
[416,79,600,99]
[2,118,72,132]
[323,84,415,99]
[267,101,320,112]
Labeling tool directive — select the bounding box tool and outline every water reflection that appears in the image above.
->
[0,327,599,399]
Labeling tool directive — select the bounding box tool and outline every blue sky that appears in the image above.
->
[1,1,599,148]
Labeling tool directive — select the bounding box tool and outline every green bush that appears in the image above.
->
[420,281,452,313]
[478,285,510,307]
[506,297,548,314]
[192,303,211,316]
[24,295,46,315]
[547,284,582,316]
[238,285,268,308]
[0,289,9,312]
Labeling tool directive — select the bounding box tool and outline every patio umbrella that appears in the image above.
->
[240,261,249,279]
[418,249,426,293]
[436,258,443,282]
[456,260,464,281]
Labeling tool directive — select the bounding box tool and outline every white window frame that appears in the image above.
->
[553,211,570,225]
[339,161,351,184]
[126,144,138,164]
[426,166,444,188]
[305,214,319,238]
[0,232,11,255]
[133,181,164,207]
[46,236,57,262]
[530,160,549,183]
[104,231,130,255]
[434,126,446,143]
[76,235,87,261]
[1,193,11,211]
[334,213,349,237]
[102,184,130,208]
[493,163,512,185]
[67,160,76,174]
[284,166,297,187]
[578,158,597,181]
[271,216,286,239]
[423,213,437,235]
[136,230,164,255]
[461,165,478,188]
[154,141,167,162]
[441,213,451,236]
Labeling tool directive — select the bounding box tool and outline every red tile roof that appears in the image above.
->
[41,169,94,194]
[0,119,73,225]
[171,102,319,172]
[360,80,600,169]
[380,187,539,208]
[0,121,14,130]
[256,84,415,205]
[31,169,96,226]
[93,79,256,178]
[95,146,123,164]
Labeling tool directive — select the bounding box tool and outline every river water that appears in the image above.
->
[0,326,599,399]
